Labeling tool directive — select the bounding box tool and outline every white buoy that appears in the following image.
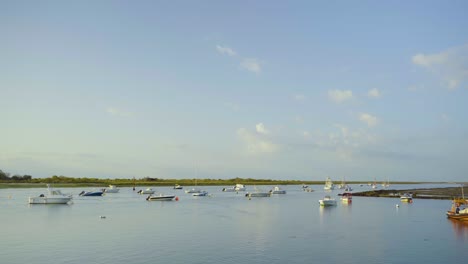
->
[396,204,399,208]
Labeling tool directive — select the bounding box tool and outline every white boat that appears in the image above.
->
[400,193,413,203]
[104,185,120,193]
[223,184,246,192]
[173,184,183,189]
[341,192,352,204]
[222,186,236,192]
[146,194,176,201]
[185,188,202,194]
[29,184,72,204]
[270,186,286,194]
[324,177,335,190]
[235,184,246,191]
[192,191,209,196]
[137,188,155,195]
[319,195,337,206]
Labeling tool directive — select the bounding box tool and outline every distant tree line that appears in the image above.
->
[0,170,32,182]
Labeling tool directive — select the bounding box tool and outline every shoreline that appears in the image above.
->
[352,186,467,200]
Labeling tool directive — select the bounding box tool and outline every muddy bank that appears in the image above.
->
[352,186,467,200]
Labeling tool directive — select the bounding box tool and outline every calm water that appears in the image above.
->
[1,184,467,263]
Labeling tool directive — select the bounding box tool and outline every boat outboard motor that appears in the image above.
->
[79,191,85,196]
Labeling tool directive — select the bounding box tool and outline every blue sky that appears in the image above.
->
[1,1,467,181]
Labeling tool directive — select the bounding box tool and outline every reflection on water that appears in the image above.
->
[449,219,468,241]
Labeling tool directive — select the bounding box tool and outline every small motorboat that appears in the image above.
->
[341,192,352,204]
[302,184,309,189]
[173,184,183,190]
[223,183,246,192]
[146,194,176,201]
[324,177,335,190]
[137,188,155,195]
[192,191,209,197]
[185,188,202,194]
[104,185,120,193]
[222,186,236,192]
[400,193,413,203]
[79,190,104,196]
[319,195,337,206]
[29,184,72,204]
[245,191,271,198]
[270,186,286,194]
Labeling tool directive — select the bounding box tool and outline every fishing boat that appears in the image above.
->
[324,177,335,190]
[400,193,413,203]
[341,192,352,204]
[137,188,155,195]
[447,199,468,221]
[446,185,468,221]
[319,195,337,206]
[270,186,286,194]
[104,185,120,193]
[146,194,176,201]
[28,184,72,204]
[79,190,104,196]
[173,184,183,190]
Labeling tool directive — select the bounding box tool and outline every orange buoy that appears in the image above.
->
[175,196,179,201]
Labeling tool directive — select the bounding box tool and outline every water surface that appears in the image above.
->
[1,184,467,263]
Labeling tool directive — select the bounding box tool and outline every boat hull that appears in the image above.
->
[246,192,271,197]
[447,212,468,221]
[319,199,337,206]
[80,192,104,196]
[147,195,175,201]
[29,197,72,204]
[270,190,286,194]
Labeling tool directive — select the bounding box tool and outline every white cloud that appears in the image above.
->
[359,113,379,127]
[367,88,381,98]
[216,45,236,56]
[106,107,133,117]
[241,58,261,73]
[328,89,353,103]
[237,128,278,154]
[412,44,468,90]
[255,123,270,135]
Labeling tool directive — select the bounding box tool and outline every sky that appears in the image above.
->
[1,0,468,182]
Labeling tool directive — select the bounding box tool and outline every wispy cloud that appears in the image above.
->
[367,88,381,98]
[106,107,133,117]
[255,123,270,135]
[359,113,379,127]
[412,44,468,90]
[216,45,237,56]
[237,127,278,154]
[241,58,262,73]
[328,89,353,103]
